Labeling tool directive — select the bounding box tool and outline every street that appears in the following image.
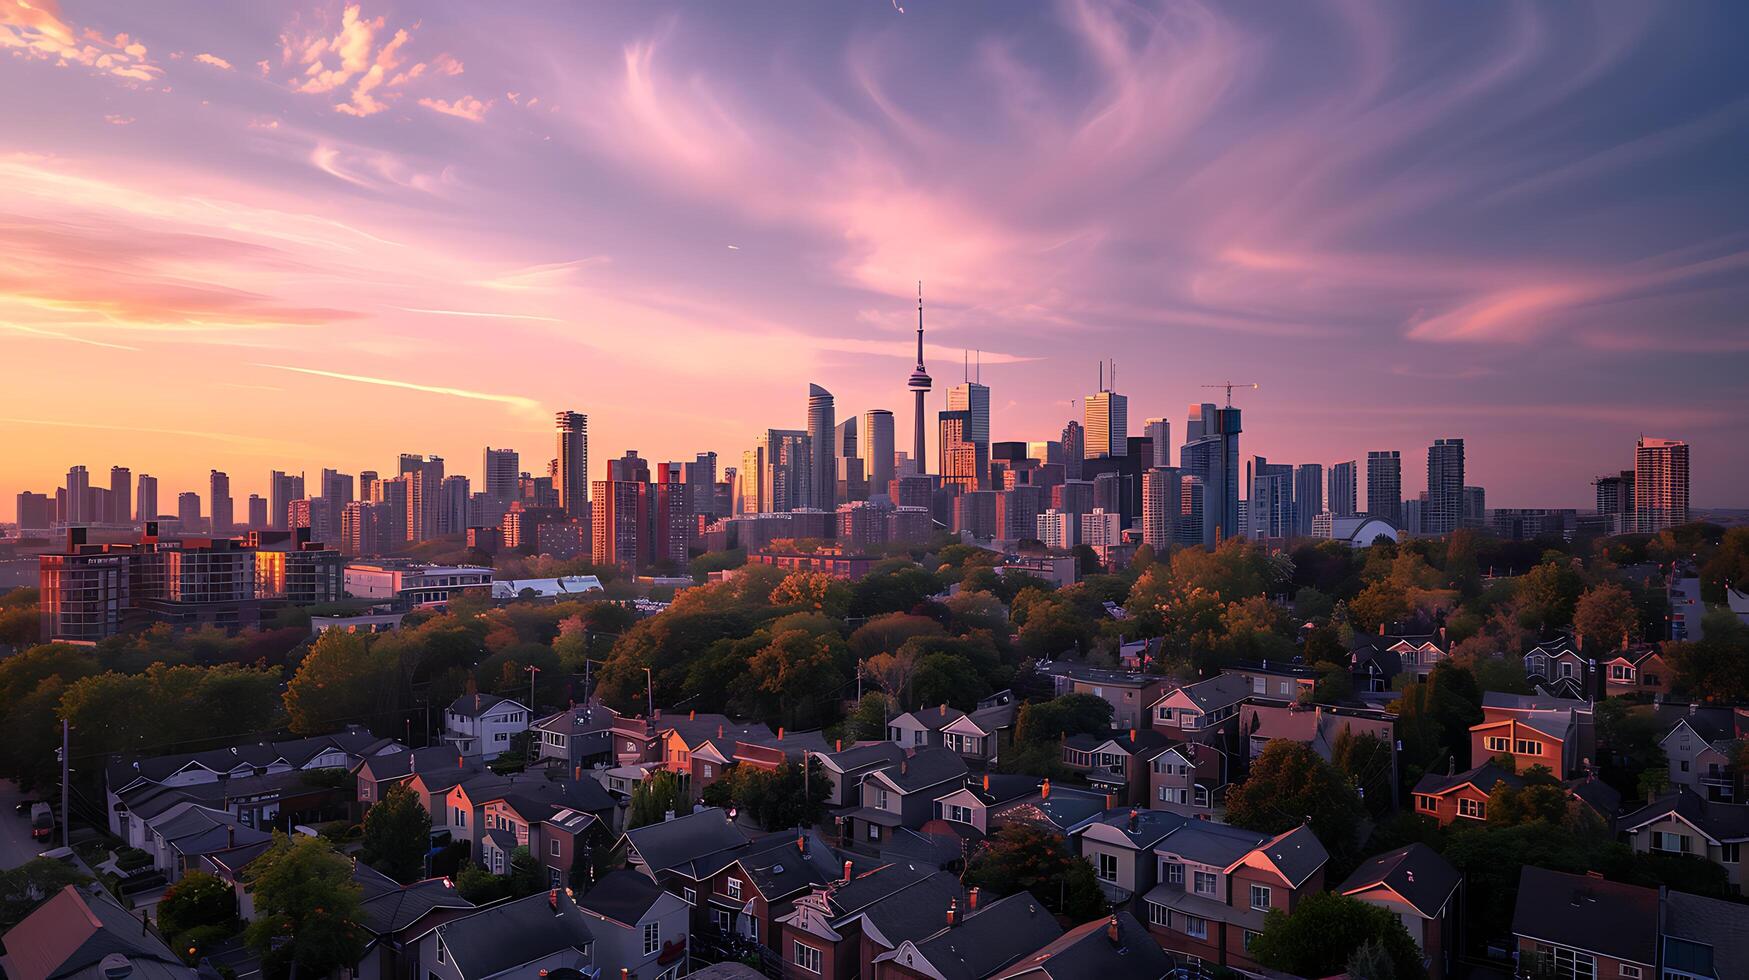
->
[0,780,52,868]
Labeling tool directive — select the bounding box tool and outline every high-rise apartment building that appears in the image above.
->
[359,470,380,503]
[1144,419,1171,468]
[939,410,984,492]
[109,467,131,526]
[398,455,445,542]
[1328,461,1358,518]
[1595,470,1634,532]
[375,476,411,551]
[246,495,268,530]
[751,429,812,514]
[1462,485,1486,529]
[1084,389,1129,459]
[592,479,650,573]
[1634,438,1690,533]
[808,384,837,511]
[268,470,304,530]
[340,500,390,556]
[948,379,991,483]
[483,448,520,504]
[1366,451,1402,528]
[1294,464,1324,537]
[653,464,694,568]
[16,492,53,532]
[861,410,895,502]
[136,474,158,522]
[556,411,589,520]
[439,475,470,535]
[210,470,233,533]
[1141,467,1181,549]
[685,452,718,519]
[1248,456,1295,540]
[995,486,1046,543]
[1061,421,1084,480]
[64,466,89,524]
[1425,439,1465,535]
[177,492,202,531]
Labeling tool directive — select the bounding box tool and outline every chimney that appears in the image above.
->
[458,754,464,769]
[1041,779,1051,800]
[968,887,980,911]
[227,825,235,848]
[778,727,785,741]
[843,860,854,883]
[1128,728,1136,744]
[1106,914,1121,946]
[574,765,582,782]
[475,692,482,711]
[718,724,725,739]
[1128,808,1139,832]
[690,709,696,720]
[548,888,559,911]
[622,970,630,980]
[836,739,843,752]
[940,703,948,717]
[797,833,807,856]
[1378,622,1386,636]
[982,774,990,793]
[1105,792,1117,811]
[900,759,908,776]
[945,898,958,928]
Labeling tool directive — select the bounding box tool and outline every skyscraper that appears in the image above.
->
[1144,418,1171,468]
[1328,460,1358,518]
[1294,464,1324,537]
[1248,456,1294,540]
[399,455,445,542]
[109,466,131,526]
[1366,451,1402,528]
[135,474,157,522]
[556,411,589,520]
[906,284,932,472]
[1179,403,1241,547]
[1595,470,1634,532]
[808,384,836,511]
[210,470,233,533]
[439,475,470,535]
[1084,388,1128,458]
[1425,439,1465,535]
[64,466,89,524]
[321,469,354,509]
[247,494,267,530]
[1141,467,1181,548]
[592,479,650,572]
[861,410,895,502]
[685,452,718,519]
[1634,438,1690,533]
[269,470,304,530]
[177,491,201,530]
[939,410,983,492]
[1061,421,1084,480]
[948,377,991,484]
[755,430,811,514]
[483,448,520,504]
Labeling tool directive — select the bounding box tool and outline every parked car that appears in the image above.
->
[30,802,53,840]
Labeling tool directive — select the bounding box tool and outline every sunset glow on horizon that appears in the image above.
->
[4,0,1747,517]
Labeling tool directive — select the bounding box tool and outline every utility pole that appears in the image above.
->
[60,719,69,850]
[526,664,540,713]
[644,667,654,720]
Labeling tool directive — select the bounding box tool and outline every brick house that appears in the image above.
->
[870,891,1062,980]
[1511,867,1657,980]
[776,862,962,980]
[1146,741,1227,815]
[1148,675,1249,747]
[692,830,840,952]
[845,749,968,850]
[1039,663,1167,731]
[1061,729,1171,806]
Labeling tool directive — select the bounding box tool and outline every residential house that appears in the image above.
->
[846,749,969,849]
[1469,692,1594,778]
[1619,788,1749,892]
[1661,709,1745,803]
[352,862,477,980]
[576,869,693,979]
[928,773,1038,838]
[420,888,595,980]
[354,745,488,820]
[1350,628,1451,692]
[988,911,1174,980]
[693,830,841,952]
[1062,729,1171,806]
[1602,644,1673,698]
[618,807,751,927]
[1071,808,1183,906]
[444,693,531,761]
[140,802,271,882]
[1662,889,1749,979]
[813,742,907,810]
[1523,633,1598,701]
[888,704,967,751]
[407,756,496,836]
[657,712,829,802]
[0,884,201,980]
[1146,741,1227,816]
[1338,843,1462,980]
[532,700,654,771]
[1138,821,1328,973]
[1148,675,1249,748]
[777,862,963,980]
[1240,700,1398,806]
[1038,662,1168,730]
[469,774,621,888]
[870,890,1063,980]
[1411,761,1522,826]
[1223,660,1319,701]
[1511,867,1658,980]
[985,780,1110,836]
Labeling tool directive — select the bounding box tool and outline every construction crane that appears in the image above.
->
[1201,381,1259,407]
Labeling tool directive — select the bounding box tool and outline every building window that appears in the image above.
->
[1458,798,1486,820]
[913,730,924,746]
[1182,915,1208,940]
[1098,852,1119,882]
[1249,884,1270,911]
[683,887,697,906]
[793,941,822,975]
[713,909,732,932]
[1415,795,1438,813]
[1147,902,1169,927]
[1485,736,1511,753]
[867,822,880,841]
[726,878,743,900]
[1618,967,1641,979]
[702,764,713,779]
[1193,871,1217,896]
[877,789,891,810]
[945,804,973,824]
[1532,942,1595,980]
[1722,843,1740,863]
[436,937,447,964]
[1651,831,1691,854]
[748,916,758,943]
[1514,739,1544,757]
[1166,863,1183,885]
[644,921,660,955]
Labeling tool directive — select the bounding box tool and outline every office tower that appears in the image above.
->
[1144,419,1172,468]
[608,451,651,484]
[1179,403,1242,547]
[247,495,267,530]
[952,491,997,539]
[210,471,233,533]
[714,471,735,519]
[109,466,131,526]
[63,466,89,524]
[906,285,933,473]
[654,464,694,567]
[836,417,858,460]
[376,476,411,550]
[1142,467,1181,549]
[268,470,304,530]
[808,383,837,511]
[1294,464,1324,537]
[439,475,470,535]
[1084,388,1129,459]
[1595,470,1634,532]
[341,500,387,556]
[397,455,445,542]
[684,452,718,519]
[861,410,896,502]
[556,411,589,520]
[739,448,764,514]
[177,491,202,530]
[16,492,52,531]
[1248,456,1294,540]
[1635,438,1690,532]
[132,474,156,522]
[1328,461,1358,518]
[939,409,984,492]
[1425,439,1465,535]
[1366,451,1403,527]
[289,497,338,544]
[359,470,380,503]
[948,378,990,482]
[483,448,519,504]
[592,479,650,572]
[1176,477,1206,546]
[995,486,1045,542]
[1463,486,1486,528]
[1404,496,1424,536]
[1026,441,1063,467]
[1061,421,1084,480]
[1054,480,1094,518]
[750,429,811,514]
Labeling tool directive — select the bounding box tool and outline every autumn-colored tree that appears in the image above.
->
[244,834,366,980]
[770,571,853,618]
[1574,582,1638,652]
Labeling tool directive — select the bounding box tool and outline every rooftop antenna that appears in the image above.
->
[963,349,969,384]
[976,349,981,385]
[1099,361,1104,393]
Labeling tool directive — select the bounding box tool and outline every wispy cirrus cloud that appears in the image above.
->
[253,363,545,418]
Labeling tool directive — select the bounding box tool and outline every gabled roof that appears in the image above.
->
[1663,890,1749,979]
[356,745,485,783]
[897,705,967,732]
[940,773,1037,807]
[1153,673,1252,713]
[1074,808,1185,850]
[850,870,966,951]
[989,911,1172,980]
[1338,843,1461,919]
[353,863,474,936]
[816,741,907,774]
[718,831,838,899]
[434,889,593,977]
[109,728,392,792]
[1225,823,1328,889]
[576,869,672,926]
[1035,661,1162,689]
[1511,866,1658,966]
[621,807,751,879]
[0,885,196,980]
[448,692,527,719]
[867,748,969,794]
[963,701,1018,735]
[1618,788,1749,843]
[1413,760,1524,797]
[878,891,1063,980]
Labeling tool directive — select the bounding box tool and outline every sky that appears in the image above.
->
[2,0,1747,521]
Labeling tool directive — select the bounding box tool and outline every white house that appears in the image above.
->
[445,694,532,760]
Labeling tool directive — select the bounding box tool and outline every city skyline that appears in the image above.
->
[4,1,1748,517]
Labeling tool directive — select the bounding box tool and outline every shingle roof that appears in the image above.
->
[447,692,524,719]
[108,728,390,791]
[1170,674,1253,712]
[871,748,968,793]
[435,889,594,977]
[854,871,966,950]
[1414,760,1524,797]
[353,864,474,936]
[0,885,196,980]
[818,742,907,773]
[621,807,750,878]
[576,869,669,926]
[1511,866,1658,966]
[1663,890,1749,979]
[902,705,968,731]
[719,831,838,899]
[891,891,1063,980]
[1618,788,1749,842]
[1338,843,1461,919]
[989,911,1173,980]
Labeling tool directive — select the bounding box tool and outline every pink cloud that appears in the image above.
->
[418,94,490,122]
[194,52,232,70]
[0,0,161,82]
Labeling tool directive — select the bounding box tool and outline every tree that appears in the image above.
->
[244,834,367,980]
[841,692,891,742]
[1575,582,1638,651]
[360,784,431,883]
[911,652,988,711]
[0,857,89,929]
[740,627,850,730]
[283,630,396,734]
[1224,740,1363,860]
[1345,937,1399,980]
[770,571,852,619]
[1699,527,1749,605]
[849,613,944,661]
[963,824,1106,920]
[1012,694,1113,745]
[1331,730,1392,816]
[1518,560,1582,630]
[157,870,239,955]
[1249,891,1421,980]
[627,770,685,829]
[700,760,828,830]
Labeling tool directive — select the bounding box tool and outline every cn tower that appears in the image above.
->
[906,282,931,472]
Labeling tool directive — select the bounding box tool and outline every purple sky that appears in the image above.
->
[3,0,1746,517]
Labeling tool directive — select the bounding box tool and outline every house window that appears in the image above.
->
[1097,852,1119,882]
[1458,798,1486,820]
[549,839,561,857]
[1416,795,1438,813]
[726,878,743,900]
[494,732,509,743]
[1651,831,1691,854]
[877,789,891,810]
[1244,930,1261,951]
[1147,902,1169,927]
[702,764,713,779]
[867,822,880,841]
[748,917,758,943]
[913,730,925,746]
[1182,915,1208,940]
[1514,739,1544,757]
[1722,843,1740,863]
[1166,863,1184,885]
[683,887,697,906]
[1249,884,1271,911]
[1532,942,1595,980]
[713,909,733,932]
[1680,760,1691,773]
[1157,707,1172,722]
[436,936,448,963]
[1193,871,1217,896]
[793,941,823,974]
[644,921,661,955]
[944,804,973,824]
[1485,736,1511,753]
[549,867,562,888]
[1618,967,1641,979]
